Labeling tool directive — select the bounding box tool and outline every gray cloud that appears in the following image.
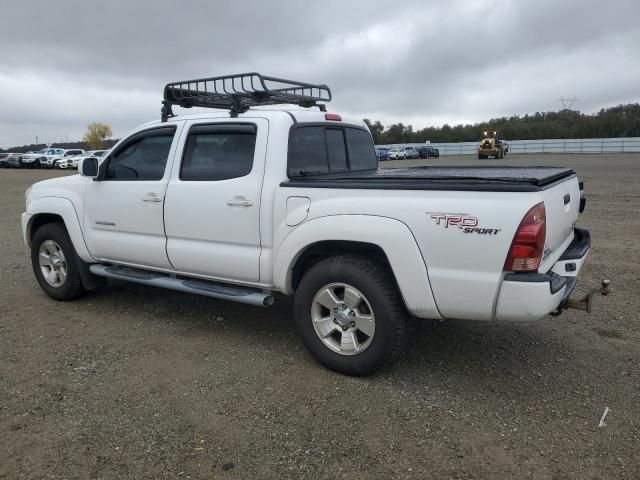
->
[1,0,639,147]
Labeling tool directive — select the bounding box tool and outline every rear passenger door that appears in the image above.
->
[164,120,268,283]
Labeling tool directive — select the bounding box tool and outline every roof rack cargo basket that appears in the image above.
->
[161,72,332,121]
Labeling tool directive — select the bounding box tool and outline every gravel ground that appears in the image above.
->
[0,154,638,479]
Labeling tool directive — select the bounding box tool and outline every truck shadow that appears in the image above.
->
[85,281,578,390]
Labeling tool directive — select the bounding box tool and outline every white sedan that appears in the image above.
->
[387,147,406,160]
[58,150,107,169]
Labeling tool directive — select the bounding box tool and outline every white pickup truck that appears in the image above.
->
[22,73,605,375]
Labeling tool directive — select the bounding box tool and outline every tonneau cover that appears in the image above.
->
[282,166,576,192]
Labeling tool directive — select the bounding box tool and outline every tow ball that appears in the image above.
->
[553,279,611,316]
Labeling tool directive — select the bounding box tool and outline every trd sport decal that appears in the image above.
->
[427,212,501,235]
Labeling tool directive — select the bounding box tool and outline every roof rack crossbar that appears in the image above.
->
[161,72,332,120]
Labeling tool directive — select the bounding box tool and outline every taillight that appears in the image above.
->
[324,113,342,121]
[504,202,546,272]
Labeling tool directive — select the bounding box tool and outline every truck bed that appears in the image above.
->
[282,166,576,192]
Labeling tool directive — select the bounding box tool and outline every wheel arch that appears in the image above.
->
[291,240,392,292]
[28,213,65,242]
[274,215,442,319]
[24,197,94,262]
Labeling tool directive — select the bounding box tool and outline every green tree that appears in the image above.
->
[83,122,113,149]
[363,119,385,144]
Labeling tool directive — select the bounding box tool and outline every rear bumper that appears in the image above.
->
[495,228,590,322]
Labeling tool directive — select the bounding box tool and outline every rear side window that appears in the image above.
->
[181,124,256,181]
[288,126,327,175]
[346,128,377,170]
[106,129,175,181]
[288,124,377,177]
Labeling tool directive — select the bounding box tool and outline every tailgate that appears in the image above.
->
[538,175,581,272]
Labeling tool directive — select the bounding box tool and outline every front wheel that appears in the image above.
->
[294,255,407,375]
[31,223,86,301]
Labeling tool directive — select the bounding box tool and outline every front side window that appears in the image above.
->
[106,129,174,180]
[181,125,256,181]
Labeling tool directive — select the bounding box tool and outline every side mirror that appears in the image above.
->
[80,157,99,178]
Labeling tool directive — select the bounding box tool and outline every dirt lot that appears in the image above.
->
[1,154,639,479]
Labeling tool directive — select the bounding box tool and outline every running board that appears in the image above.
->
[89,264,274,307]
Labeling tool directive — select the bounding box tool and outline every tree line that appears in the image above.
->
[365,103,640,144]
[3,104,640,152]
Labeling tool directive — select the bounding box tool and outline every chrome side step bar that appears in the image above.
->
[89,264,274,307]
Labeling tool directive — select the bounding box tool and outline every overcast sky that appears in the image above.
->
[1,0,639,147]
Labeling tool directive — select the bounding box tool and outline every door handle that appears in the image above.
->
[226,197,254,207]
[142,194,163,203]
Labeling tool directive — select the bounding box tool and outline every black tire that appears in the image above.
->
[31,223,86,301]
[294,255,407,376]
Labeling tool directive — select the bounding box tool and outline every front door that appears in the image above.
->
[163,119,267,283]
[83,125,180,269]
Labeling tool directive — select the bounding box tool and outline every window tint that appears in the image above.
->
[325,129,348,172]
[288,125,378,177]
[288,127,327,175]
[345,128,377,170]
[181,129,256,181]
[106,131,174,180]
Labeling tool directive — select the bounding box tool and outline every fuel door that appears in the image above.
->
[286,196,311,227]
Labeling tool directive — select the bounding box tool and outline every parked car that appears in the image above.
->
[403,146,419,159]
[6,153,23,168]
[417,146,440,159]
[19,152,43,168]
[21,72,601,376]
[61,150,107,169]
[375,147,389,161]
[52,149,85,168]
[31,148,66,168]
[55,157,76,169]
[387,146,405,160]
[0,153,18,168]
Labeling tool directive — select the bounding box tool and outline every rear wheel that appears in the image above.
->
[31,223,86,301]
[294,255,407,375]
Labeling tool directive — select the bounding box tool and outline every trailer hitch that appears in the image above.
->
[552,279,610,316]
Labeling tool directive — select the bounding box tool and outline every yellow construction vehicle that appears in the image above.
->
[478,130,506,159]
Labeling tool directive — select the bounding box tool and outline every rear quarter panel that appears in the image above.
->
[274,186,541,321]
